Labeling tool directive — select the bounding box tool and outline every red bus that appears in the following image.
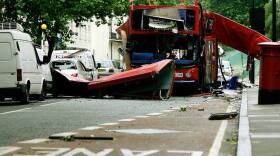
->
[118,1,218,92]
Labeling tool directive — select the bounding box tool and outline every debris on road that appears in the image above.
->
[88,60,175,100]
[49,135,114,141]
[208,112,238,120]
[51,60,175,100]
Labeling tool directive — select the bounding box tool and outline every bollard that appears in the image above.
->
[258,42,280,104]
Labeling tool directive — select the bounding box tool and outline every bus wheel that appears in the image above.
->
[159,89,171,100]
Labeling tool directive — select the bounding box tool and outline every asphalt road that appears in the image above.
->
[0,96,204,146]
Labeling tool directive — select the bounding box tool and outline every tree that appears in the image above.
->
[201,0,250,26]
[1,0,129,60]
[265,0,280,40]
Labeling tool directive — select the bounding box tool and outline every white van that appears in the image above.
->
[0,25,47,104]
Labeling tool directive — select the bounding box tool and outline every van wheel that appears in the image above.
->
[38,83,46,101]
[52,91,58,98]
[20,87,30,104]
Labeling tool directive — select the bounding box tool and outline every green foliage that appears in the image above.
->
[201,0,250,26]
[265,0,280,40]
[1,0,129,48]
[133,0,195,5]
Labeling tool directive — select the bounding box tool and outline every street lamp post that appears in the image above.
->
[249,0,256,84]
[41,23,47,54]
[272,0,277,41]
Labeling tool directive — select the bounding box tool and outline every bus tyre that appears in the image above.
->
[21,87,30,104]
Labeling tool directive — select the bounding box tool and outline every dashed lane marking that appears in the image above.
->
[118,119,135,122]
[99,123,119,126]
[40,101,64,107]
[79,126,103,131]
[19,138,50,144]
[0,146,21,155]
[0,108,31,115]
[161,110,174,113]
[167,150,203,156]
[147,113,163,116]
[208,104,234,156]
[50,132,77,138]
[135,116,150,118]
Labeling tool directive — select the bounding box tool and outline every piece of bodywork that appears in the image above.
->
[51,60,175,99]
[88,60,175,99]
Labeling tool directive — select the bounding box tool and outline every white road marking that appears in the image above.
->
[108,129,189,134]
[208,105,234,156]
[13,147,70,156]
[0,146,21,155]
[0,108,31,115]
[40,101,63,107]
[8,147,206,156]
[121,149,159,156]
[118,119,135,122]
[167,150,203,156]
[79,126,103,131]
[135,116,149,118]
[208,120,228,156]
[161,110,174,113]
[146,113,163,116]
[249,114,279,117]
[251,133,280,138]
[19,138,49,144]
[250,120,280,123]
[99,123,119,126]
[62,148,113,156]
[50,132,77,138]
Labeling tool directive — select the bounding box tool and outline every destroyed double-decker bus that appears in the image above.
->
[117,0,218,93]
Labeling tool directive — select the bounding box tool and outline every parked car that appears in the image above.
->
[0,23,48,103]
[96,60,123,78]
[50,58,98,81]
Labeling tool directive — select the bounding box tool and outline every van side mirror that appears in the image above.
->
[96,63,101,69]
[42,55,50,64]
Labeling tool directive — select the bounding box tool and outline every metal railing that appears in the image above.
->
[0,22,24,31]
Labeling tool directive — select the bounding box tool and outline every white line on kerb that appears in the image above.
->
[0,108,31,115]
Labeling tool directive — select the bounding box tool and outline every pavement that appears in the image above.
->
[0,95,240,156]
[238,88,280,156]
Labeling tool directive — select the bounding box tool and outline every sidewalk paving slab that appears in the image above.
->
[238,88,280,156]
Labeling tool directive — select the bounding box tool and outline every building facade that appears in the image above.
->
[67,18,123,62]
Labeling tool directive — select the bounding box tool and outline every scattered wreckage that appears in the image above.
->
[50,60,175,99]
